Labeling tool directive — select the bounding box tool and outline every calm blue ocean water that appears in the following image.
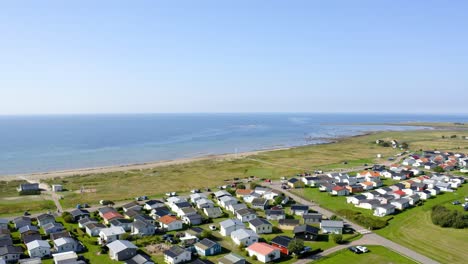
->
[1,113,468,176]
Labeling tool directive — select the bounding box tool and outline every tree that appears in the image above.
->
[62,212,74,223]
[200,230,212,239]
[273,196,284,206]
[434,166,445,173]
[287,238,304,255]
[330,215,340,220]
[250,182,259,190]
[381,142,390,147]
[401,142,409,149]
[236,184,246,189]
[331,233,343,244]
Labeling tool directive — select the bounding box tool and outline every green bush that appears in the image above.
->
[331,233,343,244]
[62,212,74,223]
[431,205,467,229]
[288,238,304,255]
[336,209,387,230]
[19,190,41,195]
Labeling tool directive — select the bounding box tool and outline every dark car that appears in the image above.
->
[452,200,461,205]
[348,246,362,254]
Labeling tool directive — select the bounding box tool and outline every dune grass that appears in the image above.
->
[38,129,468,209]
[0,180,55,216]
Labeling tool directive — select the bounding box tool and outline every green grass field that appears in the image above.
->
[315,245,417,264]
[0,180,55,216]
[375,184,468,264]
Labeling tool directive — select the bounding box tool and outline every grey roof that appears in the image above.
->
[125,254,154,264]
[78,217,97,225]
[18,258,43,264]
[110,218,133,225]
[133,220,152,229]
[175,202,192,208]
[266,209,285,215]
[54,237,76,247]
[107,240,137,252]
[19,225,38,234]
[303,213,322,220]
[271,235,292,247]
[377,204,396,210]
[164,245,188,258]
[98,207,117,214]
[13,216,31,224]
[69,209,89,218]
[249,218,271,227]
[184,214,202,222]
[85,223,106,230]
[218,253,245,264]
[293,225,319,234]
[100,226,126,236]
[195,238,218,250]
[251,198,268,206]
[278,219,300,226]
[37,214,54,222]
[288,178,299,183]
[321,220,344,228]
[230,229,258,240]
[291,204,309,211]
[219,219,244,229]
[0,245,23,255]
[351,195,367,200]
[236,208,256,216]
[26,240,50,249]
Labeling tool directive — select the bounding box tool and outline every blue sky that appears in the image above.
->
[1,0,467,114]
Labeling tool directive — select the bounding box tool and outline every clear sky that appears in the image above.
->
[1,0,467,115]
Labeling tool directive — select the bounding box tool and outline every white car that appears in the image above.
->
[209,225,217,231]
[356,246,368,253]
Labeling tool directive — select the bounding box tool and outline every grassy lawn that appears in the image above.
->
[376,184,468,264]
[0,180,55,216]
[315,245,417,264]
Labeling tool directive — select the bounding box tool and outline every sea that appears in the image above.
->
[1,113,468,176]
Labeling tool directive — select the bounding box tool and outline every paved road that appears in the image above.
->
[269,183,440,264]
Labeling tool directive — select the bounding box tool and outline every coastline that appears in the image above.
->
[2,125,438,183]
[1,134,361,182]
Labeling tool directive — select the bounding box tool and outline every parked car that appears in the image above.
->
[348,246,361,254]
[356,246,369,253]
[452,200,461,205]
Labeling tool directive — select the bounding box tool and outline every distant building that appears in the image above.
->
[52,185,63,192]
[17,183,39,192]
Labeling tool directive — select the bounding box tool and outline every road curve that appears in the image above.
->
[268,182,440,264]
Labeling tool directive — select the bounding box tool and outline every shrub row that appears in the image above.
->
[336,209,387,230]
[431,205,467,229]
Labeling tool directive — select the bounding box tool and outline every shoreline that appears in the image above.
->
[0,136,357,182]
[0,126,430,182]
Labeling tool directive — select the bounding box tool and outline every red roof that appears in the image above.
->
[236,189,253,196]
[247,242,277,256]
[102,211,123,220]
[159,215,179,224]
[332,186,345,191]
[394,190,406,196]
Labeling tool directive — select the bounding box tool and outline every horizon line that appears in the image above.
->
[1,111,468,117]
